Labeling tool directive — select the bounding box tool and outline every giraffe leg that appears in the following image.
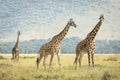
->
[18,53,19,61]
[57,53,61,69]
[43,55,48,70]
[74,54,79,69]
[49,54,54,69]
[91,52,94,67]
[87,51,91,66]
[79,52,84,67]
[92,42,95,67]
[11,51,15,60]
[36,54,43,70]
[16,51,19,62]
[14,52,17,62]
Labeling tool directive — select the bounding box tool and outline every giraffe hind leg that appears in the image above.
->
[79,52,84,67]
[57,52,61,69]
[91,53,94,67]
[43,55,48,70]
[49,54,54,69]
[11,50,15,60]
[36,58,40,70]
[74,53,80,69]
[36,53,44,70]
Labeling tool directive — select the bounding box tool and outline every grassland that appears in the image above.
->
[0,54,120,80]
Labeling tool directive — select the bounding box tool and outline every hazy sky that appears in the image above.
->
[0,0,120,42]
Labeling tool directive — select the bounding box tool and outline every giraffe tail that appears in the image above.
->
[36,58,39,63]
[36,58,39,70]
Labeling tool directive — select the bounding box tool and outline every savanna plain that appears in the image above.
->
[0,53,120,80]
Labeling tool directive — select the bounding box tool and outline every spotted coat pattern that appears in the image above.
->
[74,15,104,68]
[11,31,20,61]
[37,19,76,69]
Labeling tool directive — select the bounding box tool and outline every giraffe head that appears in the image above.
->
[99,14,104,21]
[68,18,77,28]
[18,31,20,35]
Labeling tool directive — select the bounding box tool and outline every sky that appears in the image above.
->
[0,0,120,42]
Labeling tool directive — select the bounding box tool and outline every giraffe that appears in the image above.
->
[11,31,20,61]
[36,18,76,69]
[74,15,104,68]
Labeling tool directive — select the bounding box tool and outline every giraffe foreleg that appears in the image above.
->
[91,48,95,67]
[87,51,91,66]
[91,42,95,67]
[91,53,94,67]
[14,52,17,62]
[16,51,19,61]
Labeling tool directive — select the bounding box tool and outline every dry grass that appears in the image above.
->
[0,54,120,80]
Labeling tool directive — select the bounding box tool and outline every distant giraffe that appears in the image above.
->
[74,15,104,68]
[11,31,20,61]
[36,19,76,69]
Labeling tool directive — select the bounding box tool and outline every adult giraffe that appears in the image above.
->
[11,31,20,61]
[37,18,76,69]
[74,15,104,68]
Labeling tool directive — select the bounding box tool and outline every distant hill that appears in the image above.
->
[0,37,120,54]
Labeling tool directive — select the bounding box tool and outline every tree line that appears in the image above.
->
[0,37,120,54]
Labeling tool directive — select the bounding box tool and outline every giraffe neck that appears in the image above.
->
[51,23,70,43]
[15,34,20,48]
[87,20,103,41]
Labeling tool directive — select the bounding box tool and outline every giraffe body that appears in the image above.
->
[74,15,104,68]
[11,31,20,61]
[37,19,76,69]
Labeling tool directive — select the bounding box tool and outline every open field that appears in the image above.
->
[0,54,120,80]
